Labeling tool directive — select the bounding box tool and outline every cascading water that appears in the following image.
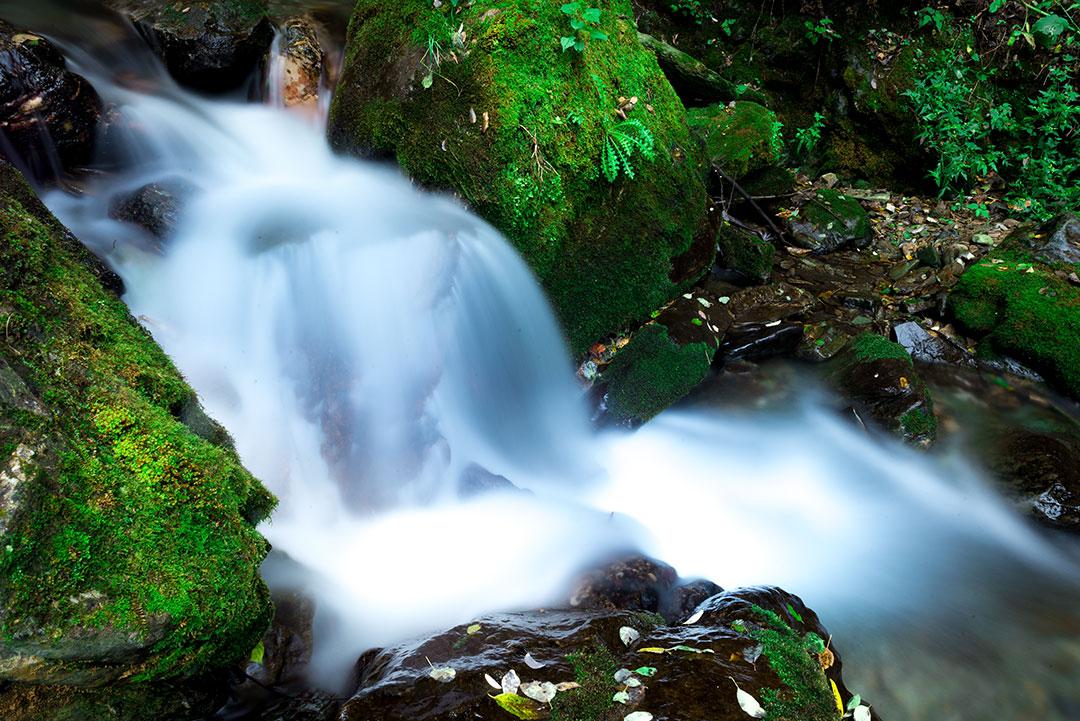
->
[8,5,1079,719]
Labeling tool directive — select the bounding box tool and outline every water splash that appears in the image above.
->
[19,8,1080,718]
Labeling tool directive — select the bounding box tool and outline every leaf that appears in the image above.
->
[485,673,502,690]
[614,669,633,683]
[638,647,667,654]
[501,669,521,695]
[582,7,601,23]
[589,30,609,41]
[421,72,433,89]
[847,694,862,711]
[623,713,653,721]
[613,690,631,704]
[1033,14,1067,39]
[742,643,763,664]
[429,665,456,683]
[249,640,265,665]
[524,652,545,670]
[623,676,642,688]
[831,679,843,715]
[729,678,767,719]
[521,680,557,704]
[555,681,580,691]
[619,627,640,646]
[570,18,585,29]
[634,667,657,677]
[560,36,575,52]
[786,603,804,623]
[670,645,714,654]
[853,705,872,721]
[573,39,585,52]
[491,692,545,720]
[560,2,580,14]
[467,624,482,635]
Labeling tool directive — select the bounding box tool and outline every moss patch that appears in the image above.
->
[715,221,774,284]
[951,251,1080,399]
[550,639,619,721]
[0,161,274,682]
[328,0,708,353]
[746,605,836,721]
[686,101,782,180]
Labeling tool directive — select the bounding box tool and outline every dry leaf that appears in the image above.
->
[555,681,581,691]
[729,678,766,719]
[853,705,872,721]
[429,665,456,683]
[623,712,654,721]
[521,680,557,704]
[619,627,640,646]
[683,609,704,625]
[485,673,501,690]
[501,669,521,695]
[524,652,545,670]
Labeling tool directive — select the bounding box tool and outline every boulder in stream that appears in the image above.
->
[0,21,102,181]
[787,189,871,254]
[0,159,275,689]
[327,0,710,353]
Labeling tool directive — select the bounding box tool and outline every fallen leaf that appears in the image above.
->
[490,692,544,720]
[521,680,557,704]
[818,647,835,669]
[524,653,545,670]
[637,647,667,654]
[619,627,640,646]
[729,678,766,719]
[743,643,763,664]
[555,681,580,691]
[613,690,631,704]
[853,705,872,721]
[683,609,704,625]
[623,713,653,721]
[670,644,714,654]
[830,679,843,715]
[846,694,862,711]
[624,676,642,688]
[429,665,456,683]
[467,624,482,635]
[485,673,501,690]
[614,669,633,683]
[501,669,521,695]
[634,667,657,677]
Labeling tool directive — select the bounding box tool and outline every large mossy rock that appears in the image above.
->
[787,189,871,254]
[950,216,1080,400]
[0,160,274,685]
[327,0,709,353]
[686,101,782,182]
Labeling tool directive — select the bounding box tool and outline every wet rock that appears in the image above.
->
[0,675,227,721]
[714,220,774,285]
[637,32,766,106]
[787,189,871,254]
[568,556,719,623]
[0,21,102,181]
[718,321,803,363]
[342,585,859,721]
[827,333,938,445]
[328,0,708,353]
[797,320,857,362]
[0,158,274,687]
[728,282,816,324]
[458,463,525,499]
[123,0,275,92]
[272,17,324,112]
[108,180,189,239]
[1005,213,1080,265]
[687,101,783,182]
[892,321,975,367]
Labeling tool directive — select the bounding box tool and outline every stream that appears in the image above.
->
[5,3,1080,720]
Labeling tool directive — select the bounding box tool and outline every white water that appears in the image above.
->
[20,10,1080,720]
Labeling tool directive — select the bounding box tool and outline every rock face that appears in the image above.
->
[327,0,709,353]
[950,216,1080,400]
[108,180,190,240]
[121,0,275,92]
[341,582,857,721]
[0,21,102,181]
[0,159,274,687]
[787,189,871,254]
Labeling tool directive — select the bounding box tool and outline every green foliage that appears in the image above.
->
[550,640,618,721]
[917,6,947,33]
[560,3,607,53]
[669,0,708,25]
[794,111,827,158]
[804,17,840,45]
[600,118,655,182]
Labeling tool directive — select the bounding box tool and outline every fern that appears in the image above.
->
[600,119,655,182]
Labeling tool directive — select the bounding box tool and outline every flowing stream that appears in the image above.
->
[6,4,1080,719]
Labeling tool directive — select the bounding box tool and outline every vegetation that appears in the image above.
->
[561,3,609,52]
[550,640,618,721]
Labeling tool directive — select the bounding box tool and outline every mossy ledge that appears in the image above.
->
[327,0,709,353]
[0,160,275,685]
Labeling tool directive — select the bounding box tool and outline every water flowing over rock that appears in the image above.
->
[0,21,101,181]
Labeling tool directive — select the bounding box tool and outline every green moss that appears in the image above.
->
[747,605,836,721]
[686,101,782,180]
[951,252,1080,399]
[550,639,618,721]
[601,324,712,426]
[715,221,774,283]
[847,332,913,365]
[329,0,708,353]
[0,162,274,681]
[900,407,937,439]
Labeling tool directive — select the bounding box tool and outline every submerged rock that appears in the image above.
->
[827,333,938,445]
[108,179,191,240]
[0,159,274,688]
[341,581,859,721]
[121,0,275,92]
[0,21,102,181]
[787,189,871,254]
[327,0,709,352]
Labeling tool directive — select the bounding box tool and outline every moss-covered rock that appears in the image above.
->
[827,333,938,446]
[686,101,783,182]
[787,188,870,254]
[327,0,709,353]
[715,220,774,284]
[636,31,768,106]
[0,160,274,686]
[950,220,1080,400]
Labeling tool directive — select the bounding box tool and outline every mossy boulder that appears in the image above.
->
[0,160,274,686]
[686,101,783,183]
[950,220,1080,400]
[327,0,709,353]
[715,220,774,284]
[787,188,870,254]
[119,0,274,92]
[827,333,938,446]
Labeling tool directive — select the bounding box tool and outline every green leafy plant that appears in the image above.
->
[794,111,827,158]
[420,35,443,89]
[804,17,840,44]
[600,119,655,182]
[560,3,608,52]
[669,0,708,24]
[917,6,947,33]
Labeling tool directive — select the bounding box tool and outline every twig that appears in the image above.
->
[710,162,788,243]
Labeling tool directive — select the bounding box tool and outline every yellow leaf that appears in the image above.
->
[467,624,481,635]
[638,647,667,654]
[490,693,546,720]
[898,376,909,389]
[830,679,843,717]
[249,640,265,665]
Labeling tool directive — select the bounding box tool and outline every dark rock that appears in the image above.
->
[0,21,101,181]
[797,320,857,362]
[637,32,767,106]
[569,556,680,618]
[273,17,325,111]
[718,321,804,363]
[458,463,526,499]
[892,321,975,367]
[1005,213,1080,266]
[124,0,275,92]
[728,282,816,324]
[108,180,189,239]
[827,333,938,445]
[715,220,774,285]
[985,430,1080,532]
[341,585,860,721]
[787,189,871,254]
